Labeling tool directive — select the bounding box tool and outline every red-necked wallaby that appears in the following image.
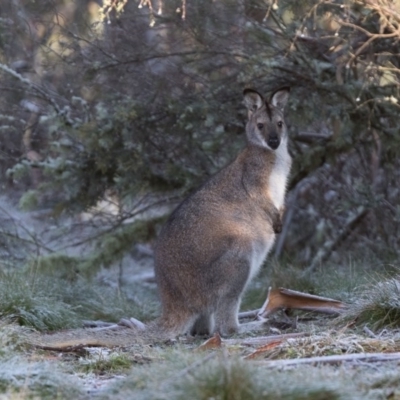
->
[154,87,291,337]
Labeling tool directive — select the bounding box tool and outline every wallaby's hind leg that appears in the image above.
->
[213,256,251,336]
[159,307,198,339]
[214,297,241,336]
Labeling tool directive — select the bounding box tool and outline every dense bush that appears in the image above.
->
[1,0,399,271]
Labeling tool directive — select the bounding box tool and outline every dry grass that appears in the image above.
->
[239,331,400,361]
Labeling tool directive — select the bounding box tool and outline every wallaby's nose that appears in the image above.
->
[267,134,280,150]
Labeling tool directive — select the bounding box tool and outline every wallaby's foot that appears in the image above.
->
[238,319,270,334]
[214,308,240,337]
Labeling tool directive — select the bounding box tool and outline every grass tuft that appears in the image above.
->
[0,270,153,331]
[108,351,348,400]
[176,356,263,400]
[0,271,79,331]
[340,275,400,330]
[79,350,133,375]
[176,355,342,400]
[0,357,84,399]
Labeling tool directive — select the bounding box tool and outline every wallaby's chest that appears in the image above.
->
[267,140,291,209]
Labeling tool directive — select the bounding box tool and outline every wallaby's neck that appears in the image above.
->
[241,138,288,170]
[239,138,291,208]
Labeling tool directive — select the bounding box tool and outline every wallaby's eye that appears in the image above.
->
[277,121,283,128]
[257,123,264,130]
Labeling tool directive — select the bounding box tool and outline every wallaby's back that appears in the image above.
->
[154,87,291,337]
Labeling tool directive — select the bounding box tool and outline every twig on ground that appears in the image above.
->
[90,324,121,332]
[255,352,400,368]
[82,320,116,328]
[33,343,96,354]
[225,332,309,347]
[238,309,259,320]
[118,317,146,330]
[363,326,378,338]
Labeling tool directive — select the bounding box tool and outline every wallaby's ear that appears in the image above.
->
[270,87,290,111]
[243,89,264,113]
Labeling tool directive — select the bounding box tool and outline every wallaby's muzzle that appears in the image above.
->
[267,135,280,150]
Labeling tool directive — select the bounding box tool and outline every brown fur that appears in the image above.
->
[154,87,292,337]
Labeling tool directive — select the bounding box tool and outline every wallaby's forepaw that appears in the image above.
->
[272,216,282,234]
[273,221,282,234]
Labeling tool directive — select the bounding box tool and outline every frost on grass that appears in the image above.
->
[0,271,79,331]
[0,270,152,331]
[99,348,400,400]
[0,323,33,356]
[340,276,400,331]
[78,348,133,374]
[104,351,351,400]
[0,357,84,399]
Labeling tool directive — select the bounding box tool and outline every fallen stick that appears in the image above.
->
[82,320,116,328]
[225,332,309,347]
[255,352,400,368]
[33,343,102,353]
[238,309,260,320]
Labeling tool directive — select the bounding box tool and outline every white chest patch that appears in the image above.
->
[268,137,291,209]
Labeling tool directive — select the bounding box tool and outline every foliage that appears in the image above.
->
[79,217,164,274]
[1,0,400,272]
[26,216,163,278]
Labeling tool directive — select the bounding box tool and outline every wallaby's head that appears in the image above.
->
[243,87,290,150]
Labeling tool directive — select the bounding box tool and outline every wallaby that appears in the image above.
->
[154,87,292,338]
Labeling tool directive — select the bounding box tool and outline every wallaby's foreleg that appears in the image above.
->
[273,206,286,234]
[264,201,282,234]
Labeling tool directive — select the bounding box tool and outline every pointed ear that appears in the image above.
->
[270,87,290,111]
[243,89,264,113]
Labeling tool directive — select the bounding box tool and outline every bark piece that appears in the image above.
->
[196,333,222,351]
[244,340,283,360]
[258,287,347,319]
